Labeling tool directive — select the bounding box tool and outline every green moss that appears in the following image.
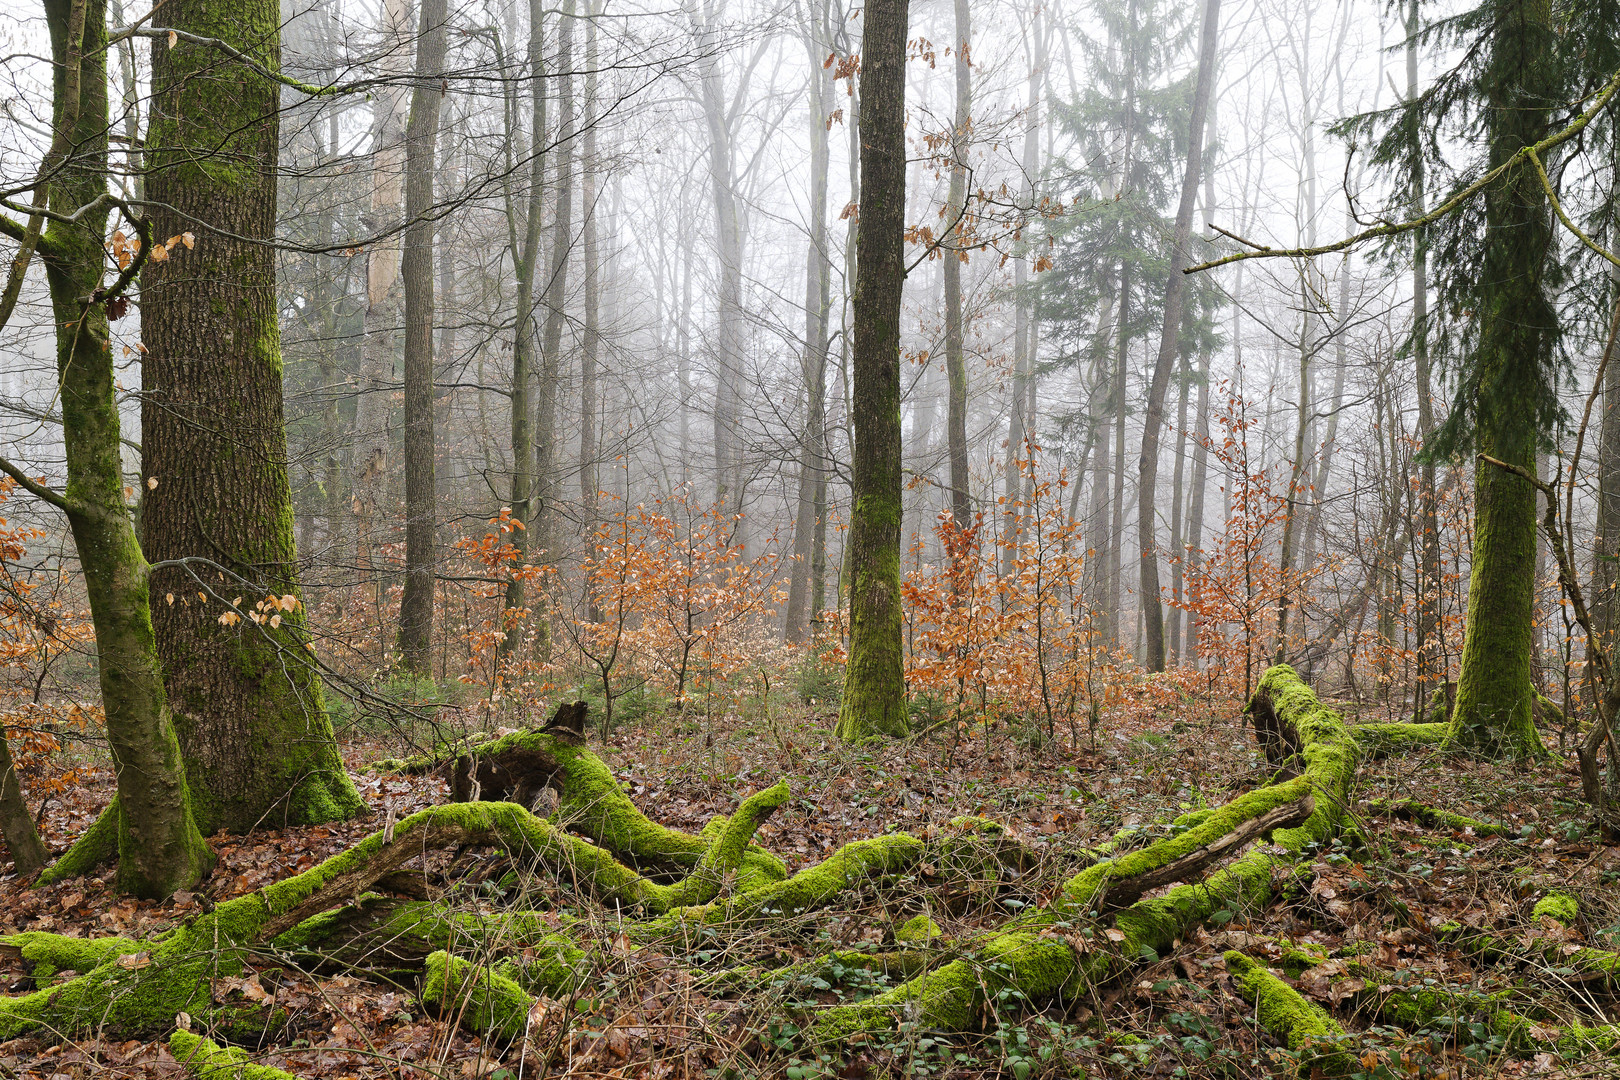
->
[1367,797,1515,837]
[645,832,925,938]
[1354,722,1449,758]
[1224,951,1351,1074]
[169,1031,298,1080]
[0,931,141,980]
[421,950,534,1042]
[814,665,1361,1039]
[453,728,789,889]
[34,796,119,886]
[1531,891,1578,925]
[896,914,942,944]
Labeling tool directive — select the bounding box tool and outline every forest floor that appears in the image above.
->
[0,686,1616,1079]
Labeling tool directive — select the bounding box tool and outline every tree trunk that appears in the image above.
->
[0,727,46,877]
[1406,0,1443,711]
[27,0,212,896]
[352,0,410,600]
[942,0,972,531]
[697,0,745,515]
[1447,0,1556,757]
[835,0,910,741]
[785,1,835,643]
[1107,262,1130,647]
[1137,0,1219,671]
[579,2,601,517]
[1000,2,1042,580]
[141,0,364,833]
[498,4,548,665]
[398,0,450,673]
[1166,349,1190,663]
[535,0,576,570]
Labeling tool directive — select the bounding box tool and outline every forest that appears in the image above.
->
[0,0,1617,1075]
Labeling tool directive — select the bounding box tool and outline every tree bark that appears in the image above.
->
[30,0,213,895]
[579,2,602,516]
[535,0,577,572]
[942,0,972,531]
[1448,0,1557,757]
[786,0,836,643]
[696,0,746,515]
[835,0,910,741]
[1000,2,1042,580]
[0,727,46,877]
[352,0,410,593]
[498,3,549,665]
[1137,0,1219,671]
[141,0,364,833]
[398,0,450,673]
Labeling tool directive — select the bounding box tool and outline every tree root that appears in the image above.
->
[1224,950,1352,1075]
[34,795,121,887]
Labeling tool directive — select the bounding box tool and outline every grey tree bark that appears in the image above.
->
[1137,0,1220,671]
[398,0,450,673]
[785,0,836,643]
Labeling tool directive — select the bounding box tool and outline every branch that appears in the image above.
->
[1187,63,1620,274]
[1096,795,1315,910]
[0,456,74,513]
[117,27,379,98]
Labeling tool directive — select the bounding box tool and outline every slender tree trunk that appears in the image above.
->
[498,4,548,664]
[579,2,601,516]
[535,0,576,574]
[353,0,410,601]
[27,0,213,895]
[398,0,450,673]
[1272,39,1321,666]
[1166,349,1190,663]
[1107,262,1130,646]
[697,0,745,515]
[836,0,910,741]
[1448,0,1556,757]
[142,0,364,833]
[942,0,972,531]
[786,2,835,642]
[1409,0,1441,710]
[1138,0,1219,671]
[1000,2,1043,580]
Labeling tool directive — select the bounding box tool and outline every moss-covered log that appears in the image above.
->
[420,949,536,1043]
[1366,797,1517,837]
[378,707,788,888]
[811,664,1359,1040]
[0,785,781,1038]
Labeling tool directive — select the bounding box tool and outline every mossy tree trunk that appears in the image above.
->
[1446,0,1556,758]
[140,0,366,832]
[26,0,213,898]
[836,0,911,741]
